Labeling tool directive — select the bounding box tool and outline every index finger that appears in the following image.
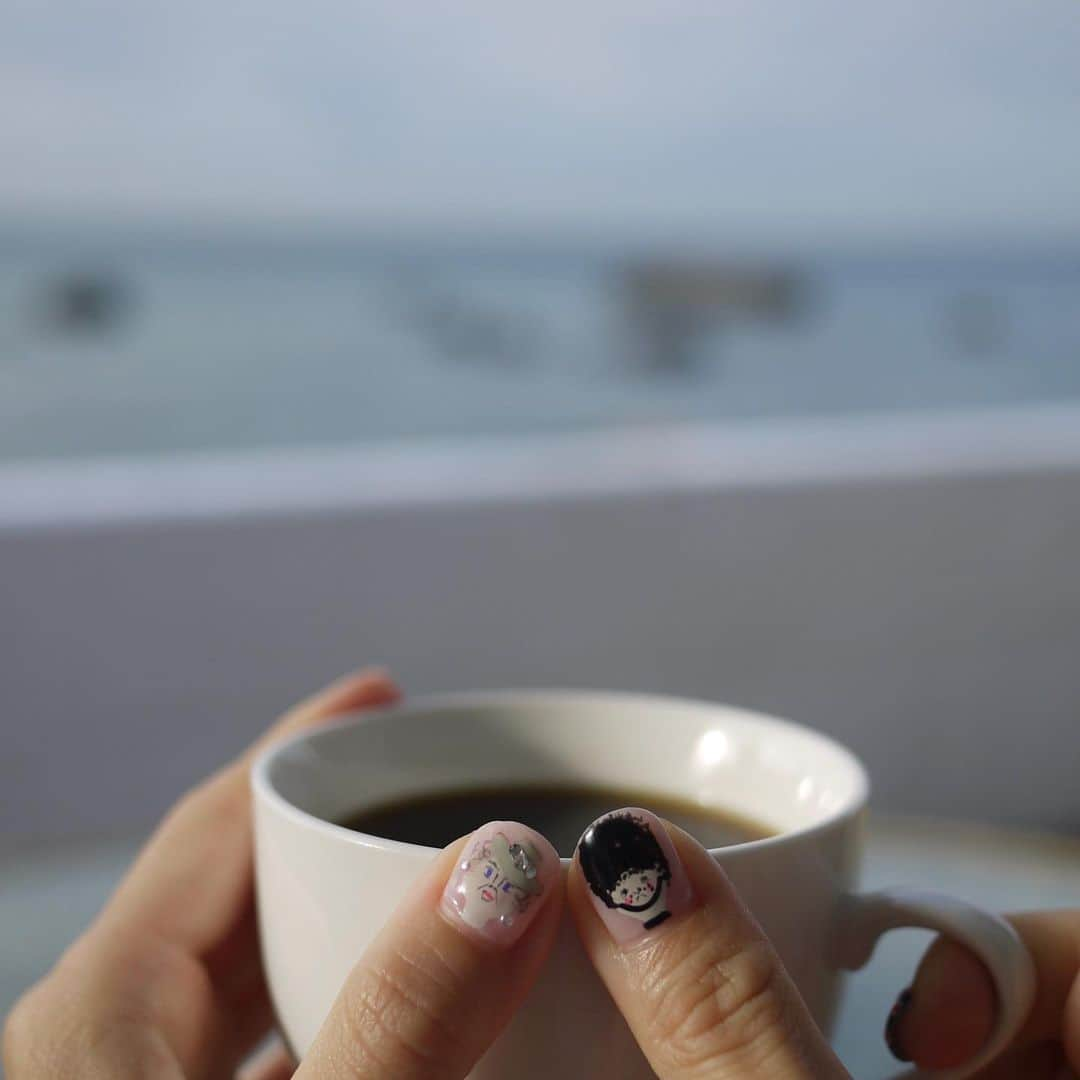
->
[96,669,400,953]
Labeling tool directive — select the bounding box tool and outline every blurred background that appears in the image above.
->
[4,1,1080,462]
[2,2,1080,1066]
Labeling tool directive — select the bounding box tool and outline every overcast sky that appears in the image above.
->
[2,0,1079,238]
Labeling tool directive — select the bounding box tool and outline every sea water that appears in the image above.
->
[1,231,1078,464]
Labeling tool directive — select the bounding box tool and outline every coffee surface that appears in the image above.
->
[337,783,774,855]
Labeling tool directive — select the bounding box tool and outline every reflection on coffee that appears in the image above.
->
[337,783,775,856]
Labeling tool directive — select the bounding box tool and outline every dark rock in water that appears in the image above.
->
[618,259,812,372]
[39,272,133,334]
[622,261,807,318]
[400,289,535,367]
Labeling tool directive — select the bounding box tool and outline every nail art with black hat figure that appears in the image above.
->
[577,808,695,945]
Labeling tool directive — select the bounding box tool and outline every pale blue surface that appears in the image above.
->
[2,235,1079,465]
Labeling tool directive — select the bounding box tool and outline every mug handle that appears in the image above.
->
[832,888,1036,1079]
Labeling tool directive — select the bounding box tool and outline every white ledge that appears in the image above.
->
[3,405,1080,530]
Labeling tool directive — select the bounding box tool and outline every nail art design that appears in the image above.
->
[441,821,554,945]
[884,987,914,1062]
[578,808,695,944]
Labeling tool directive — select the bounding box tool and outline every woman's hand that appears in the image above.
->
[883,910,1080,1077]
[2,669,400,1079]
[1,668,848,1080]
[2,670,568,1080]
[6,668,1074,1079]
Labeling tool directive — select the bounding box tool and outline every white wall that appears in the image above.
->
[3,410,1079,842]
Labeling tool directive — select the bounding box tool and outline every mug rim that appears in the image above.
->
[251,688,871,860]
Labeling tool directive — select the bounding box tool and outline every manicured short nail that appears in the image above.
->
[440,821,558,946]
[577,807,695,945]
[884,987,914,1062]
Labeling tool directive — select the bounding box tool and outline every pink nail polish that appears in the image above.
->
[577,808,695,945]
[440,821,558,946]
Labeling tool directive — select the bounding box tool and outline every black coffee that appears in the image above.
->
[337,783,774,856]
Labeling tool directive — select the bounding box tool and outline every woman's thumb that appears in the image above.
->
[569,808,849,1079]
[295,821,562,1079]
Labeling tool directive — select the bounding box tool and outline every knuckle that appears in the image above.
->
[646,936,789,1074]
[335,944,470,1078]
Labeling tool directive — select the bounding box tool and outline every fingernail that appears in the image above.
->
[577,807,695,946]
[440,821,558,946]
[884,987,914,1062]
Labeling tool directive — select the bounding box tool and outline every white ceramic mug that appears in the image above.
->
[252,691,1035,1079]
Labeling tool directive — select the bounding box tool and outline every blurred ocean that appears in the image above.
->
[1,227,1079,465]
